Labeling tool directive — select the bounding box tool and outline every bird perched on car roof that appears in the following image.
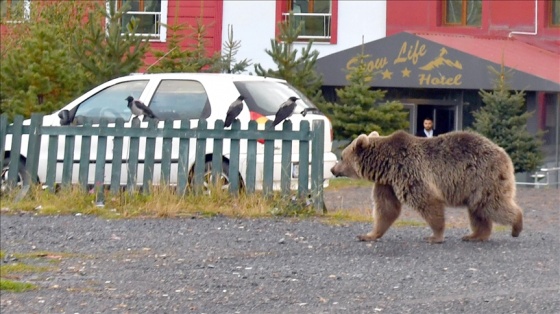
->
[271,96,299,128]
[125,96,158,119]
[224,95,245,127]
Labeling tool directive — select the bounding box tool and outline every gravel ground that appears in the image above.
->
[1,187,559,314]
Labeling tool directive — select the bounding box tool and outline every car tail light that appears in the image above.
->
[250,111,268,144]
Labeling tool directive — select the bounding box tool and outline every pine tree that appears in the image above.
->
[71,2,149,88]
[0,1,92,119]
[254,13,323,101]
[147,3,221,74]
[220,25,251,74]
[321,46,409,140]
[472,64,543,173]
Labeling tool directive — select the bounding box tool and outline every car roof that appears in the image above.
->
[126,73,287,83]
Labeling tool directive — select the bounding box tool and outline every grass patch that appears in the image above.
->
[0,279,36,292]
[0,263,52,274]
[0,184,319,219]
[326,177,373,190]
[0,250,63,293]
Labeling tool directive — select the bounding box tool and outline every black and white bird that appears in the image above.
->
[271,96,299,128]
[224,95,245,127]
[125,96,158,119]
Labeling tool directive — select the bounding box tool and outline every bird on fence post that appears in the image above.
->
[125,96,158,120]
[270,96,299,129]
[224,95,245,127]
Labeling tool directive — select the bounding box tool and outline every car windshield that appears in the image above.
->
[234,81,318,116]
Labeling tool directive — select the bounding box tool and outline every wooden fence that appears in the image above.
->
[0,113,325,210]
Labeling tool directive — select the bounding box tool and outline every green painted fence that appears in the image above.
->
[0,113,325,210]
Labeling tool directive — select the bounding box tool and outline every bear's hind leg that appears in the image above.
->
[462,209,493,242]
[416,199,446,244]
[357,184,401,242]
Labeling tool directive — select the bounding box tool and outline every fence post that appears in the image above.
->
[110,119,125,194]
[142,119,157,194]
[228,120,241,194]
[193,120,207,194]
[297,121,310,198]
[177,119,190,195]
[161,119,174,184]
[7,115,23,188]
[127,118,141,194]
[94,119,109,205]
[79,119,92,192]
[245,121,258,193]
[262,121,274,196]
[280,120,293,195]
[25,114,42,185]
[0,114,7,169]
[311,120,325,212]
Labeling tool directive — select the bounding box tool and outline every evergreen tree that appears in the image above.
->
[321,47,409,140]
[220,25,251,74]
[0,1,92,118]
[254,13,323,101]
[472,64,543,173]
[147,9,221,74]
[1,1,150,119]
[72,2,149,88]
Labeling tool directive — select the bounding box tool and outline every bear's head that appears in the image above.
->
[330,131,380,179]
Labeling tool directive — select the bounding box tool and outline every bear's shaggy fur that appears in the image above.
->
[331,130,523,243]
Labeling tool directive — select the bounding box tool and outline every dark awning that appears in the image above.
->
[316,32,560,92]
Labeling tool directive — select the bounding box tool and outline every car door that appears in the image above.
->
[135,79,212,185]
[59,79,150,185]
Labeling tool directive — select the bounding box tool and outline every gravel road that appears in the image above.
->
[1,187,559,313]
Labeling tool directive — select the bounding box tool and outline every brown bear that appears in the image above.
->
[331,130,523,243]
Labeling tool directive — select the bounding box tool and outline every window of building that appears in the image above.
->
[0,0,30,22]
[279,0,338,43]
[114,0,168,41]
[443,0,481,26]
[551,0,560,26]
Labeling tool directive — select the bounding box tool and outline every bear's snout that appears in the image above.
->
[330,163,340,177]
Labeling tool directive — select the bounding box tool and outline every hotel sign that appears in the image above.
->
[316,32,559,91]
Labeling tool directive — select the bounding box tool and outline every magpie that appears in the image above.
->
[125,96,157,119]
[271,96,299,128]
[224,95,245,127]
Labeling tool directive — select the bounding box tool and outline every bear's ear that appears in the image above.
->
[355,134,369,153]
[368,131,380,137]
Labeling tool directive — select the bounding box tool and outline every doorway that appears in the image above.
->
[417,105,455,135]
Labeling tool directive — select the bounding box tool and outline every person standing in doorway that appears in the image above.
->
[416,117,439,138]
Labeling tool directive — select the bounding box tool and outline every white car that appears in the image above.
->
[2,73,338,192]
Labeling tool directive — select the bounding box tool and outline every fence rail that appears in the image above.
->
[515,166,560,188]
[0,114,326,210]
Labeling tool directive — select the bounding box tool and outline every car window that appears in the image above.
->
[233,81,317,116]
[149,80,211,120]
[74,80,149,124]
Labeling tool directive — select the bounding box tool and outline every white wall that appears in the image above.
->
[221,1,387,73]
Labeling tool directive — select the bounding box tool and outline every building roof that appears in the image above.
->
[415,33,559,85]
[316,32,560,92]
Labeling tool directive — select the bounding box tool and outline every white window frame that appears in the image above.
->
[282,0,332,41]
[108,0,168,42]
[1,0,31,23]
[281,12,331,40]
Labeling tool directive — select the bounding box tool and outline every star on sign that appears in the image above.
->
[381,69,393,80]
[401,67,411,78]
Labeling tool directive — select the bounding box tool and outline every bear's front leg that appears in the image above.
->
[358,184,401,242]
